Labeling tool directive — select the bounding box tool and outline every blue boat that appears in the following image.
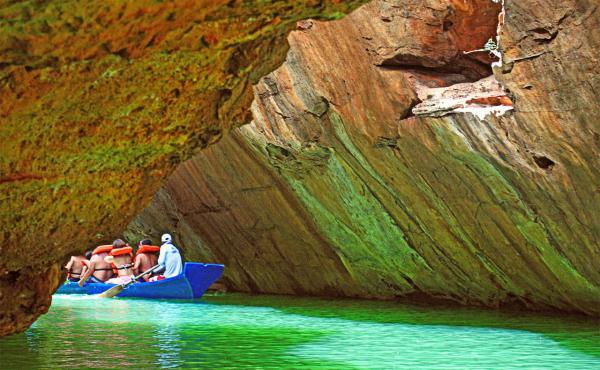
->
[56,262,224,299]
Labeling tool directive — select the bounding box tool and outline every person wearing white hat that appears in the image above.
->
[149,233,183,281]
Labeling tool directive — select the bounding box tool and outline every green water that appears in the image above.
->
[1,294,599,369]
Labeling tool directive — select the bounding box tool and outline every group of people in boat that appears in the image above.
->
[64,233,182,286]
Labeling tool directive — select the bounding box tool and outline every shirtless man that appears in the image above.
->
[79,245,114,286]
[133,239,159,282]
[64,252,90,282]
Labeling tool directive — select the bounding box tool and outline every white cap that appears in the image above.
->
[161,233,172,244]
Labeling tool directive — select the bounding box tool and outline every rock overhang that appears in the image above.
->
[127,0,600,315]
[2,0,599,337]
[0,0,369,336]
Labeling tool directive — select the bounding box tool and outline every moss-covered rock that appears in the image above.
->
[0,0,367,336]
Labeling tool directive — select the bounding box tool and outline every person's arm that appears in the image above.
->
[157,246,166,267]
[133,256,141,275]
[138,256,151,281]
[64,257,74,271]
[151,246,166,276]
[80,264,88,278]
[78,260,96,287]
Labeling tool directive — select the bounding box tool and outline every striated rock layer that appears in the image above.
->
[0,0,367,336]
[129,0,600,314]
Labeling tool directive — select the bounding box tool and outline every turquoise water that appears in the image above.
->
[1,294,599,369]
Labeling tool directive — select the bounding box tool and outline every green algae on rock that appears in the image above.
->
[0,0,368,336]
[128,0,600,315]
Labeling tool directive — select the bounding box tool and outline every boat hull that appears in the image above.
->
[56,262,224,299]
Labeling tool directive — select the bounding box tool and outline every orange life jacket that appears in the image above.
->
[136,245,160,256]
[110,246,133,257]
[110,246,134,274]
[92,245,113,255]
[134,245,160,268]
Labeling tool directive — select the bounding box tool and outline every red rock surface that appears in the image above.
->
[0,0,367,336]
[366,0,501,76]
[130,0,600,315]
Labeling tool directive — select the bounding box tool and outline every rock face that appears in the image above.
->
[129,0,600,314]
[0,0,367,336]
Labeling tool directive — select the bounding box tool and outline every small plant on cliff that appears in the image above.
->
[463,0,504,62]
[463,37,501,59]
[484,38,497,51]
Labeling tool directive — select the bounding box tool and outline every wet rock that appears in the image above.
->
[130,0,600,315]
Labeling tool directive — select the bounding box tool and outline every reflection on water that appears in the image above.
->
[0,294,599,369]
[154,308,182,369]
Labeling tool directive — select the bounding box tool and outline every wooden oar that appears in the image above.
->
[97,265,161,298]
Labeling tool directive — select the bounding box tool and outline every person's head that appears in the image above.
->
[139,239,152,247]
[161,233,172,244]
[85,250,92,260]
[113,239,126,248]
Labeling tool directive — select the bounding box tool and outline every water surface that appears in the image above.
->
[1,294,599,369]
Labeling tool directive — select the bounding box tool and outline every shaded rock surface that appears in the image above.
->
[129,0,600,314]
[0,0,367,336]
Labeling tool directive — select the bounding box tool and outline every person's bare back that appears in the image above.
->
[90,253,114,281]
[133,240,160,281]
[134,253,158,281]
[111,254,134,277]
[103,240,135,285]
[65,255,86,280]
[78,252,113,286]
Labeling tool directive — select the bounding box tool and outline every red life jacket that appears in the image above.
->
[93,245,115,273]
[92,245,113,255]
[134,245,160,266]
[136,245,160,256]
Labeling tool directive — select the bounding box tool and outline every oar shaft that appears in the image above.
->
[97,265,162,298]
[125,265,161,287]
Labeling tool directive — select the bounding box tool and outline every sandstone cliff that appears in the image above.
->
[0,0,367,336]
[129,0,600,314]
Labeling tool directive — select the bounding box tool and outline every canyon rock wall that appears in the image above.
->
[129,0,600,314]
[0,0,367,336]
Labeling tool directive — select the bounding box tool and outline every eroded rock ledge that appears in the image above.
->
[0,0,367,336]
[129,0,600,314]
[411,75,513,118]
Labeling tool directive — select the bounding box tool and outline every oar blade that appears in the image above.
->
[97,284,125,298]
